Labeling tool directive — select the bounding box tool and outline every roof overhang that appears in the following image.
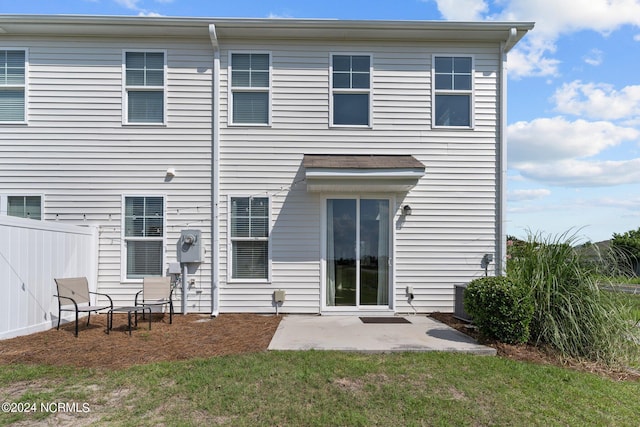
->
[0,15,534,45]
[303,154,425,193]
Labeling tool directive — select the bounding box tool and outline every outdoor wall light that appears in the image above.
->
[166,168,176,177]
[403,205,412,216]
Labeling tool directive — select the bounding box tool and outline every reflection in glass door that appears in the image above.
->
[326,198,390,307]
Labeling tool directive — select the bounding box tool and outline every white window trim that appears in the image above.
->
[329,52,373,129]
[0,193,43,220]
[226,194,272,283]
[227,51,272,127]
[431,54,475,130]
[120,194,167,283]
[122,49,167,126]
[0,47,28,125]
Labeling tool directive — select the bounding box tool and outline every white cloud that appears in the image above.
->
[508,116,639,162]
[508,189,552,201]
[429,0,640,78]
[113,0,161,15]
[268,12,293,19]
[428,0,488,21]
[583,48,603,66]
[553,81,640,121]
[114,0,140,9]
[516,158,640,186]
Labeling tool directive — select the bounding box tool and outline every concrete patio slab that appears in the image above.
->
[268,315,496,355]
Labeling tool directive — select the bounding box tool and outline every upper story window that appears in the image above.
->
[433,56,473,128]
[230,52,270,125]
[331,54,371,127]
[229,196,270,281]
[124,51,166,125]
[0,49,26,123]
[5,195,41,220]
[123,196,165,280]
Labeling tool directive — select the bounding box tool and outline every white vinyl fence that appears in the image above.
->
[0,216,98,339]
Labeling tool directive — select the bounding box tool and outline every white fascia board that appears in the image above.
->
[305,169,425,179]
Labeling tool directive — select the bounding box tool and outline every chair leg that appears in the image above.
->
[57,308,61,330]
[86,312,91,327]
[75,310,79,337]
[169,302,173,324]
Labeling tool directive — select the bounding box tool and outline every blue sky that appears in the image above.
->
[2,0,640,242]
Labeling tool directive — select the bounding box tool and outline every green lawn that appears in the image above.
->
[1,351,639,426]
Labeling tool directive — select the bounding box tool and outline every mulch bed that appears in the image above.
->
[429,312,640,382]
[1,312,638,381]
[0,313,281,370]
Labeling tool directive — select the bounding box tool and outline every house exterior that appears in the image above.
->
[0,15,533,317]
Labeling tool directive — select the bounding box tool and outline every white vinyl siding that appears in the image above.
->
[0,49,27,123]
[433,55,474,128]
[0,37,213,310]
[229,52,271,125]
[123,50,166,125]
[330,54,372,127]
[219,42,499,314]
[229,196,270,281]
[122,195,165,280]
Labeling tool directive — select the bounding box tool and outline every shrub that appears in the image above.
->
[508,230,640,366]
[464,276,533,344]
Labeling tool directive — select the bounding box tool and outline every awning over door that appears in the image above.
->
[303,154,425,192]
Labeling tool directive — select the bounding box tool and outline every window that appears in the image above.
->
[124,51,165,124]
[123,196,164,279]
[433,56,473,127]
[230,197,269,280]
[331,54,371,126]
[230,53,270,125]
[0,49,26,122]
[6,195,41,220]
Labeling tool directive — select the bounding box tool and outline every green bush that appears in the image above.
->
[464,276,533,344]
[508,230,640,366]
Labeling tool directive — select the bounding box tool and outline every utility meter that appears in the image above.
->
[178,229,203,263]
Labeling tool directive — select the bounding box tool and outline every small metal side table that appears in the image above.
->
[107,306,152,335]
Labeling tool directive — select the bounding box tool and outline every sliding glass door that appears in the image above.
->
[326,198,390,308]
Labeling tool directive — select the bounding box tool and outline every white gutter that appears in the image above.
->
[496,29,516,275]
[209,24,220,317]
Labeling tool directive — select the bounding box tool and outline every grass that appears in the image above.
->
[507,230,640,366]
[1,352,639,426]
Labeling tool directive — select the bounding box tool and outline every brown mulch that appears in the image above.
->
[429,312,640,382]
[1,311,638,381]
[0,313,281,370]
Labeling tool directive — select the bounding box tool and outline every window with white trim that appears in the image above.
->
[230,53,270,125]
[5,195,41,220]
[433,56,473,127]
[123,196,164,279]
[230,196,269,280]
[124,51,165,124]
[331,54,371,126]
[0,49,26,123]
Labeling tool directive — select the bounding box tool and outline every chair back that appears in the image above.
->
[54,277,91,305]
[142,277,172,303]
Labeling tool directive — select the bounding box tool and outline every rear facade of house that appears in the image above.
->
[0,16,532,316]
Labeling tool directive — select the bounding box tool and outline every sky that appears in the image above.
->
[1,0,640,243]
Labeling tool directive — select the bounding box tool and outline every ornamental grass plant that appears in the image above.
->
[507,230,640,367]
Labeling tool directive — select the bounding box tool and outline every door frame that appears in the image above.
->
[320,194,396,314]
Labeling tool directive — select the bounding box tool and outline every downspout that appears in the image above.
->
[209,24,220,317]
[496,28,518,275]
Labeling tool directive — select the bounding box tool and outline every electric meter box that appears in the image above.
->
[178,229,203,263]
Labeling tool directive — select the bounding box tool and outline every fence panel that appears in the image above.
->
[0,217,97,339]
